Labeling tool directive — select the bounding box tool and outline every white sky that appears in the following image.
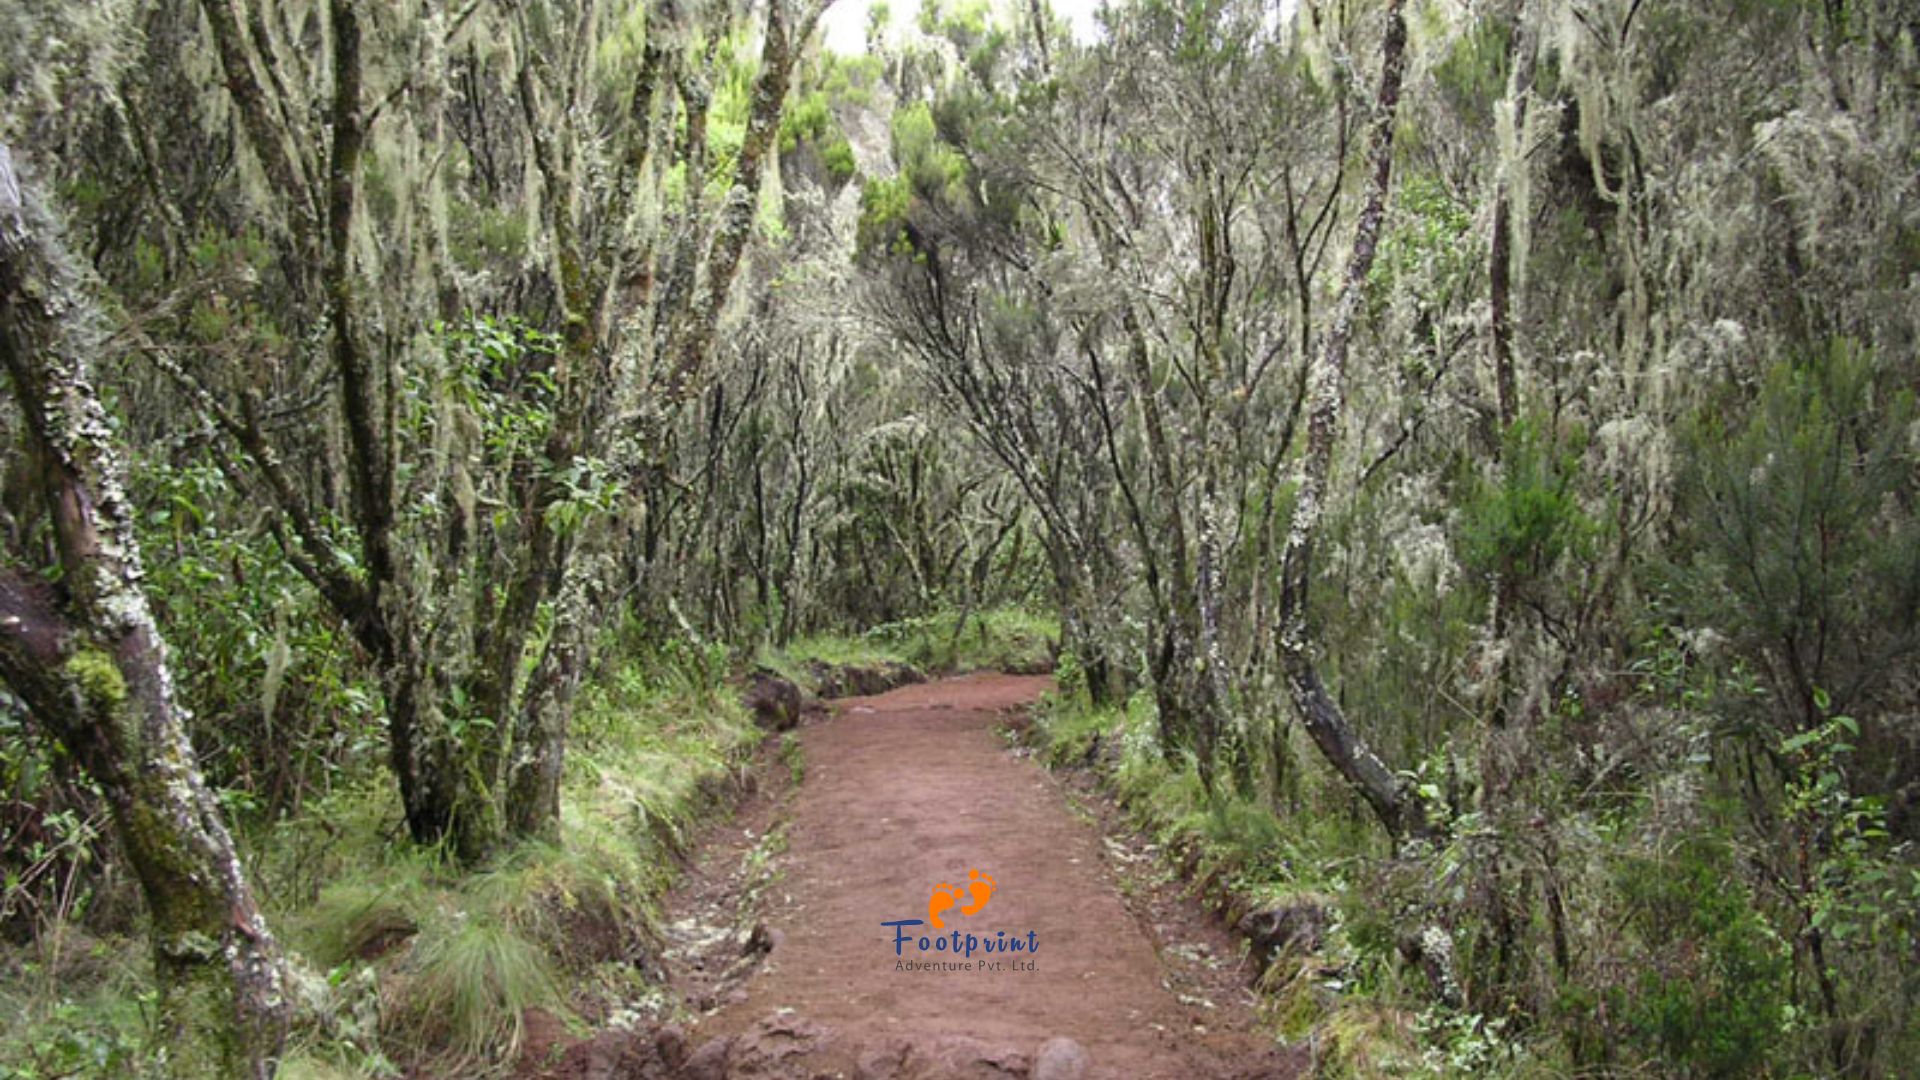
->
[819,0,1108,55]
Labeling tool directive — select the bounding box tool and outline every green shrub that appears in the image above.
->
[1604,840,1789,1075]
[1455,417,1596,586]
[1669,341,1919,734]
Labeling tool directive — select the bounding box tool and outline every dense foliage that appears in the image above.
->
[2,0,1916,1075]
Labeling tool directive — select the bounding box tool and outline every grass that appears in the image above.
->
[281,661,757,1074]
[398,917,565,1064]
[758,632,901,675]
[298,870,433,970]
[758,605,1058,692]
[226,653,758,1077]
[778,732,805,785]
[0,608,1054,1077]
[868,606,1057,673]
[1025,688,1433,1069]
[0,933,154,1079]
[1032,690,1387,899]
[276,1054,384,1080]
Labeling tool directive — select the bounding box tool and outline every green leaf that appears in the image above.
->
[1782,729,1822,755]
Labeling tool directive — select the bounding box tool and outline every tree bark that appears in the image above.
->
[505,565,593,840]
[1484,0,1537,732]
[0,144,291,1078]
[325,0,397,616]
[1274,0,1428,841]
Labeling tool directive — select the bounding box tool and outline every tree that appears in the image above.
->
[1273,0,1425,839]
[0,143,290,1078]
[139,0,836,862]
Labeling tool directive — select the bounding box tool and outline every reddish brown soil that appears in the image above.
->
[666,674,1298,1079]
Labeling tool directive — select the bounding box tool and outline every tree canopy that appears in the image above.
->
[3,0,1917,1075]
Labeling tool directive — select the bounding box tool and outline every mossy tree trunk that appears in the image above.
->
[0,144,290,1079]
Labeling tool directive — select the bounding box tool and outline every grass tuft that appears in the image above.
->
[301,875,432,970]
[398,916,566,1065]
[261,654,761,1074]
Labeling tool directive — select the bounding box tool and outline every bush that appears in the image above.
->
[865,606,1057,673]
[1602,840,1789,1075]
[1669,341,1920,740]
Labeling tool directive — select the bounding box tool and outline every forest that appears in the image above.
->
[1,0,1916,1076]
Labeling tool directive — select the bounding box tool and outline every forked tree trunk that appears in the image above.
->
[1274,0,1430,841]
[0,144,290,1078]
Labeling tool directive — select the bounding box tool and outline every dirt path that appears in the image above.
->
[662,674,1296,1079]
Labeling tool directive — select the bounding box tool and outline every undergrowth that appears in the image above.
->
[1026,678,1915,1077]
[0,649,757,1079]
[759,605,1056,689]
[1025,689,1511,1078]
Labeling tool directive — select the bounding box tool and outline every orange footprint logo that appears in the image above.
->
[927,869,997,929]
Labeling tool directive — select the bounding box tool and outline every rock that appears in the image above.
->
[910,1035,1030,1077]
[718,921,784,986]
[725,1013,832,1075]
[544,1020,689,1080]
[880,661,927,691]
[1002,654,1057,677]
[855,1039,912,1080]
[843,665,890,696]
[1033,1036,1090,1080]
[805,659,926,700]
[680,1035,734,1080]
[741,920,783,957]
[1237,896,1330,966]
[744,670,804,731]
[654,1025,689,1070]
[804,660,840,697]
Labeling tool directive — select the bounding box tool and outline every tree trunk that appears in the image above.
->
[1484,0,1536,733]
[0,144,291,1078]
[382,653,460,846]
[1120,306,1219,777]
[506,566,593,841]
[1274,0,1428,841]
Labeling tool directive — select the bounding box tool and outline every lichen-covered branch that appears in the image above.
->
[657,0,839,410]
[1273,0,1426,841]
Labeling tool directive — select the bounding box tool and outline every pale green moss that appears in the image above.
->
[65,647,127,711]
